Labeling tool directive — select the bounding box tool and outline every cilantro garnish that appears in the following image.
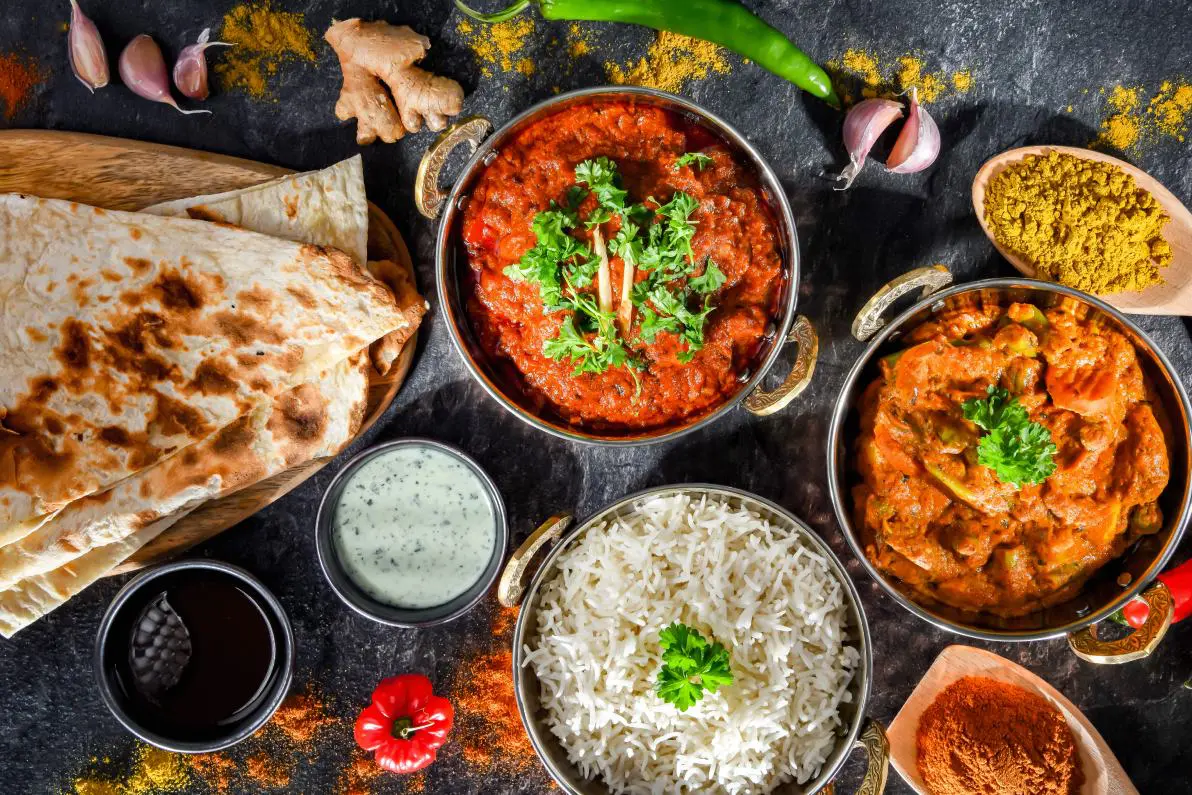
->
[674,152,714,172]
[510,157,728,376]
[655,622,733,712]
[961,386,1058,487]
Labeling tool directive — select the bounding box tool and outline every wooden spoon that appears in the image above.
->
[972,145,1192,315]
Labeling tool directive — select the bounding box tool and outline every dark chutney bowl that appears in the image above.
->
[94,560,294,753]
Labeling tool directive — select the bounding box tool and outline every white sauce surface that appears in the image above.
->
[332,445,497,609]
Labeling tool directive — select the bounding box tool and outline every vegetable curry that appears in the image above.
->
[854,296,1170,616]
[461,101,783,432]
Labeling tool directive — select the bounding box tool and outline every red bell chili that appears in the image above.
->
[354,673,454,775]
[1114,558,1192,630]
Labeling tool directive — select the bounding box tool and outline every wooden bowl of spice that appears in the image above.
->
[973,145,1192,315]
[887,645,1136,795]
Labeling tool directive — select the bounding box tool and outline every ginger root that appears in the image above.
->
[325,19,463,145]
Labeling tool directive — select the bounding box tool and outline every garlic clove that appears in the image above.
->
[67,0,109,92]
[886,88,941,174]
[173,28,232,101]
[119,35,210,115]
[835,98,904,190]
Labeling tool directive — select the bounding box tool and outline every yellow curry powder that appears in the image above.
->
[605,31,731,93]
[458,16,536,78]
[567,23,592,58]
[983,151,1172,294]
[216,1,316,99]
[829,48,970,104]
[1094,79,1192,149]
[72,746,189,795]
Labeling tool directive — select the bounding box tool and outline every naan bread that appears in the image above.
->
[144,157,369,265]
[0,194,406,536]
[0,352,371,637]
[143,158,427,376]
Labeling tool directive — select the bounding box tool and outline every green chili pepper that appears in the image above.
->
[455,0,839,106]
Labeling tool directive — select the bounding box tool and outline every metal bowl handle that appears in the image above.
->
[497,513,573,608]
[821,720,890,795]
[414,115,494,220]
[742,314,819,416]
[851,265,954,342]
[1067,580,1174,664]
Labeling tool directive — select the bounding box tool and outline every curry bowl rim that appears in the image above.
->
[433,85,802,446]
[826,276,1192,642]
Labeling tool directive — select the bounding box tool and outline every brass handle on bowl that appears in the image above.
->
[497,513,573,608]
[414,115,493,220]
[742,315,818,416]
[1067,580,1174,664]
[851,265,954,342]
[820,720,890,795]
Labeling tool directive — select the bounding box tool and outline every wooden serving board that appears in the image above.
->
[0,130,418,572]
[887,645,1136,795]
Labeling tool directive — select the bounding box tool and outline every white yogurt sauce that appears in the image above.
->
[332,445,497,609]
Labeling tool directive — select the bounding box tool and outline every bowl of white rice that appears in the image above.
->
[504,484,889,795]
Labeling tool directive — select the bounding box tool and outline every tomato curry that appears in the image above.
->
[460,101,784,432]
[854,296,1170,617]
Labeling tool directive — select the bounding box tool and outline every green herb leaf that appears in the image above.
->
[575,157,628,210]
[688,260,726,294]
[961,386,1058,486]
[674,152,714,172]
[655,622,733,712]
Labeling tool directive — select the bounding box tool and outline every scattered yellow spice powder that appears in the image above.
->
[1093,79,1192,149]
[216,1,316,99]
[828,48,970,104]
[605,31,730,93]
[458,16,536,78]
[983,151,1171,295]
[72,746,190,795]
[567,23,591,58]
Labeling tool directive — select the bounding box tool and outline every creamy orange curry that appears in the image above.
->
[854,297,1170,616]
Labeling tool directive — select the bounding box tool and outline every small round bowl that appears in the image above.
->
[315,438,509,628]
[94,560,294,753]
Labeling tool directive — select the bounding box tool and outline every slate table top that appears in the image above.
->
[1,1,1190,793]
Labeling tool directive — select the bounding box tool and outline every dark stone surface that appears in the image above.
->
[1,1,1191,793]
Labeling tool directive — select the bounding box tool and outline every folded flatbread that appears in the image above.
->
[0,353,371,637]
[143,158,427,375]
[144,156,369,265]
[0,193,406,537]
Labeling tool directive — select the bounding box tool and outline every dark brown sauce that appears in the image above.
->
[109,569,277,738]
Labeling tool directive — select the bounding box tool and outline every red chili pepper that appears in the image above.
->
[354,673,454,775]
[1117,558,1192,629]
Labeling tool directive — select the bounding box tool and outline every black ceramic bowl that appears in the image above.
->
[94,560,294,753]
[314,438,509,628]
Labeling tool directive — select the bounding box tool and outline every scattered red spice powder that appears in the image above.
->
[453,646,540,774]
[271,691,337,743]
[491,605,519,639]
[188,753,237,793]
[245,752,291,789]
[338,751,383,795]
[0,51,43,119]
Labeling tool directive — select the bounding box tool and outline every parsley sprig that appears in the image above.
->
[504,156,727,375]
[961,386,1057,487]
[674,152,714,172]
[655,622,733,712]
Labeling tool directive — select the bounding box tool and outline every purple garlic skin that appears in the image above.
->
[118,34,210,115]
[173,28,231,101]
[68,0,109,92]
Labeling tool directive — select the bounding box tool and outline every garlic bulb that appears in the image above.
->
[886,88,941,174]
[118,35,210,115]
[173,28,231,101]
[67,0,109,92]
[835,98,903,190]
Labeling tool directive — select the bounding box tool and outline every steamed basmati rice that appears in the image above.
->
[525,494,860,795]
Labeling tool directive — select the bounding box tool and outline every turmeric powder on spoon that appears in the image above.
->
[983,150,1172,294]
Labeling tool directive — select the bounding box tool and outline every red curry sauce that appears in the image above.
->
[459,101,784,432]
[854,296,1170,617]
